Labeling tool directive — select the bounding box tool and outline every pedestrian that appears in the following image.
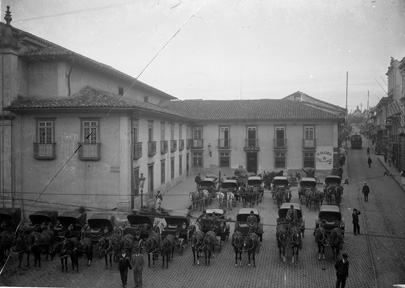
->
[367,156,372,168]
[352,208,361,235]
[362,182,370,202]
[401,171,405,186]
[384,152,387,163]
[367,147,370,156]
[155,190,163,210]
[118,249,132,288]
[338,167,343,179]
[131,247,144,288]
[335,252,349,288]
[195,173,201,189]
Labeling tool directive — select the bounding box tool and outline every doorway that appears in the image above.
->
[246,152,257,174]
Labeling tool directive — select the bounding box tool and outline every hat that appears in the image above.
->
[353,208,357,211]
[364,182,367,184]
[342,253,348,259]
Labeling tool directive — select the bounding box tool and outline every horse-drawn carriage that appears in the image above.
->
[324,175,343,205]
[198,209,230,242]
[19,210,59,234]
[247,176,264,203]
[219,179,239,204]
[82,213,118,243]
[54,210,87,241]
[314,205,345,260]
[234,208,263,242]
[199,177,218,202]
[276,203,305,238]
[298,177,324,208]
[124,210,156,243]
[272,176,292,208]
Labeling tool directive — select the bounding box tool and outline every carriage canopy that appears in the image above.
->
[324,175,342,186]
[87,213,116,230]
[0,208,21,229]
[220,180,238,191]
[277,203,303,220]
[57,210,87,228]
[29,210,59,226]
[248,176,264,187]
[299,177,318,189]
[317,205,344,233]
[235,208,260,223]
[273,176,289,188]
[200,178,217,189]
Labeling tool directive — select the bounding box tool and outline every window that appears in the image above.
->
[161,160,166,184]
[275,126,286,148]
[219,151,230,167]
[161,122,166,140]
[34,120,55,159]
[148,121,156,156]
[144,95,149,102]
[192,127,203,148]
[118,86,124,96]
[192,151,203,167]
[148,121,154,142]
[171,157,175,179]
[303,126,315,148]
[171,123,175,140]
[303,152,315,168]
[133,121,142,159]
[247,126,257,147]
[275,152,286,168]
[179,155,183,175]
[179,124,183,139]
[79,119,100,160]
[219,126,230,148]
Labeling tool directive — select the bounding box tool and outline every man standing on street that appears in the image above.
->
[367,156,372,168]
[352,208,361,235]
[118,250,131,288]
[131,247,144,288]
[362,182,370,202]
[335,252,349,288]
[195,173,201,189]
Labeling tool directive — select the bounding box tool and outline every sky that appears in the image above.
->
[2,0,405,112]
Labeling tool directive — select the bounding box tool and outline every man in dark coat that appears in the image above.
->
[362,182,370,202]
[335,252,349,288]
[195,174,201,188]
[118,250,131,288]
[367,157,372,168]
[352,208,361,235]
[131,247,144,288]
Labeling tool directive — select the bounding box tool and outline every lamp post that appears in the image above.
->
[139,173,146,209]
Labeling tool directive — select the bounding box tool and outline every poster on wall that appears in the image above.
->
[316,146,333,170]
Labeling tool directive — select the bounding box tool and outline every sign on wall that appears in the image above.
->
[316,146,333,170]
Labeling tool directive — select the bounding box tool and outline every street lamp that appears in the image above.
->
[139,173,146,209]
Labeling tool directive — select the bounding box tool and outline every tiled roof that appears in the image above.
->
[0,22,176,100]
[284,91,346,114]
[5,86,188,118]
[161,99,339,121]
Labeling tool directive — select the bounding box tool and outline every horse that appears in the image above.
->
[314,227,326,260]
[275,188,285,209]
[112,234,134,261]
[326,185,343,206]
[60,237,80,272]
[306,189,324,209]
[144,231,160,267]
[0,231,14,265]
[330,227,344,260]
[231,231,244,266]
[203,230,217,266]
[76,237,93,266]
[28,231,50,268]
[226,191,235,211]
[98,236,116,269]
[190,226,205,265]
[244,232,260,267]
[276,225,288,262]
[290,226,302,264]
[284,188,292,203]
[13,233,31,268]
[189,190,200,211]
[161,234,176,268]
[216,190,226,210]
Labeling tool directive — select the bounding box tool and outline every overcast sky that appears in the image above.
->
[2,0,405,112]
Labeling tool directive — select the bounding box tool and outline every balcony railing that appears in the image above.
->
[274,138,287,149]
[192,139,204,149]
[148,141,157,157]
[218,138,231,149]
[133,142,142,159]
[302,138,316,149]
[244,138,260,151]
[78,142,101,161]
[34,142,56,160]
[160,140,168,154]
[179,139,185,151]
[171,140,177,152]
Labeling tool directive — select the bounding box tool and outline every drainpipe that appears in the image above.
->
[67,56,75,96]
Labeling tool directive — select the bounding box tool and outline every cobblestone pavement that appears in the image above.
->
[1,144,404,287]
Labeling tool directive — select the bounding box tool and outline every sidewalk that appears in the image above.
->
[365,140,404,188]
[159,175,196,213]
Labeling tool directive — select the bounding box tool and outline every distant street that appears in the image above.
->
[1,141,405,287]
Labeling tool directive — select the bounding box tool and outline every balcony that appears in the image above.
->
[34,142,56,160]
[179,139,185,151]
[171,140,177,152]
[192,139,204,149]
[133,142,142,159]
[274,138,287,149]
[78,142,101,161]
[302,138,316,149]
[244,138,260,151]
[218,138,231,149]
[148,141,157,157]
[160,140,168,154]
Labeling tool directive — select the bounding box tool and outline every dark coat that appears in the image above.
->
[118,254,132,271]
[362,185,370,195]
[352,210,361,224]
[335,259,349,278]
